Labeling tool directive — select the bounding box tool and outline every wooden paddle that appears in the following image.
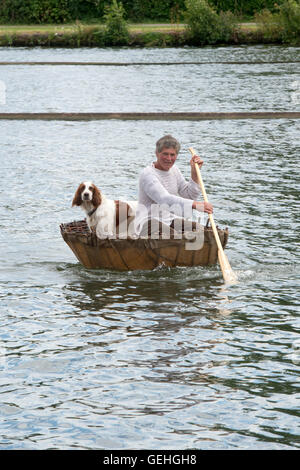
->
[189,147,237,283]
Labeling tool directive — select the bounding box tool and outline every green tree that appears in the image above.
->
[184,0,235,44]
[103,0,129,45]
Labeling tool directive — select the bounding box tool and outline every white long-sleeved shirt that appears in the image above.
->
[134,163,201,235]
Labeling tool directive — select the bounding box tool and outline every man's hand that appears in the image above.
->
[190,154,204,182]
[192,201,213,214]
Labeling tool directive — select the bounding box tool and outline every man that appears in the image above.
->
[134,134,213,239]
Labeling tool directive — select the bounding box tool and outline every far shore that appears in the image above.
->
[0,22,282,47]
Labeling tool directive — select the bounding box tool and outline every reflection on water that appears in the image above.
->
[63,266,223,312]
[0,45,299,449]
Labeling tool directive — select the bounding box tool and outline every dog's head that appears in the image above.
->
[72,181,102,208]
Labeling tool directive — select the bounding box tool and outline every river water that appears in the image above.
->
[0,45,299,449]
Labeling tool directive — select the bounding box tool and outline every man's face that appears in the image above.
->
[155,147,178,171]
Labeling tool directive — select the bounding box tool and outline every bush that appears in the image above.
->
[0,0,71,23]
[184,0,236,45]
[0,0,188,24]
[30,0,71,23]
[279,0,300,42]
[0,0,103,24]
[68,0,105,20]
[255,8,281,40]
[255,0,300,43]
[130,30,185,47]
[209,1,279,17]
[218,10,238,41]
[124,0,185,21]
[103,0,129,45]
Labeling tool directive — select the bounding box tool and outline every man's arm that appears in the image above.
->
[141,169,213,216]
[141,170,194,218]
[176,166,201,201]
[176,169,213,214]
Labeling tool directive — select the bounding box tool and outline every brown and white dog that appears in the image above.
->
[72,181,137,239]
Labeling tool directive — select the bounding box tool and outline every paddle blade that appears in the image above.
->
[218,249,238,283]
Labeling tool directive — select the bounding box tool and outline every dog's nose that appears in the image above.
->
[83,192,90,199]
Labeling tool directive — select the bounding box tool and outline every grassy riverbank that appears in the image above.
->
[0,22,277,47]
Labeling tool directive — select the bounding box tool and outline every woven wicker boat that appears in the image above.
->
[60,219,228,271]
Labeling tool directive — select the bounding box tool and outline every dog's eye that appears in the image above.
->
[89,186,93,191]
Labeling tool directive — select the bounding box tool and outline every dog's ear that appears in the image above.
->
[72,183,84,206]
[92,185,102,207]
